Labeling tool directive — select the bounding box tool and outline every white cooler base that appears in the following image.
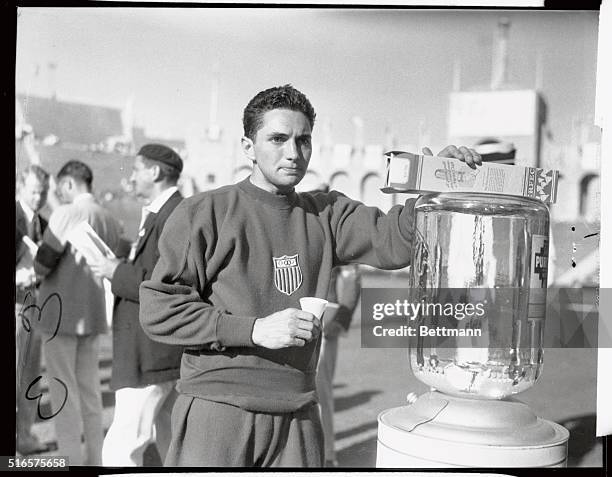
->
[376,438,566,468]
[376,402,569,468]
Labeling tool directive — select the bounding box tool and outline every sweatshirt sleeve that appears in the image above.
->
[139,201,257,350]
[329,192,417,269]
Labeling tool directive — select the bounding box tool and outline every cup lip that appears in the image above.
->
[299,297,328,304]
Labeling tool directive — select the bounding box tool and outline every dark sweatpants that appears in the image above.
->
[165,394,325,467]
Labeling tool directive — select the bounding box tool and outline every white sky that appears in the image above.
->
[16,8,599,147]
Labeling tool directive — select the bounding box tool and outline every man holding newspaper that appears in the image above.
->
[89,144,185,466]
[34,160,123,466]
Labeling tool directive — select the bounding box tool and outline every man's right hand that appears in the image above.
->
[252,308,321,349]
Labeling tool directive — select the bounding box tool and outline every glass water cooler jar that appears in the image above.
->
[409,193,549,399]
[376,193,570,468]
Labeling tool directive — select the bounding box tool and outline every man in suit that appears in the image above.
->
[15,165,50,455]
[34,160,123,465]
[90,144,184,466]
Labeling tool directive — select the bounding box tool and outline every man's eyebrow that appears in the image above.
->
[266,131,289,137]
[265,131,311,140]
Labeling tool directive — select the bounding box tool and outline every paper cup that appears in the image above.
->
[299,297,328,319]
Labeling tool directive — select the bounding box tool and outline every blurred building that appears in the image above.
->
[444,18,599,286]
[180,63,239,196]
[448,19,547,170]
[15,17,600,284]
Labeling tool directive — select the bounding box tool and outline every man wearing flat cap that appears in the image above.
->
[90,144,184,466]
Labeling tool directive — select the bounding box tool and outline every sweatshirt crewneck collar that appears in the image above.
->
[239,176,297,210]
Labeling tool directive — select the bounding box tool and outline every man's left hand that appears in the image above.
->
[89,256,121,280]
[422,145,482,169]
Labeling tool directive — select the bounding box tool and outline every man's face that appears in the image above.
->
[56,176,74,204]
[243,109,312,194]
[129,155,156,199]
[19,173,48,212]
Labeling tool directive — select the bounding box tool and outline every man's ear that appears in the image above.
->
[241,136,256,163]
[151,164,162,182]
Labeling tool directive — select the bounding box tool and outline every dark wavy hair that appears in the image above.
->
[242,84,316,140]
[57,160,93,191]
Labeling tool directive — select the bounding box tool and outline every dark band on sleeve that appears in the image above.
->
[35,242,64,271]
[335,305,354,331]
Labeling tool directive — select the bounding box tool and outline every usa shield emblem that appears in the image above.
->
[273,254,303,296]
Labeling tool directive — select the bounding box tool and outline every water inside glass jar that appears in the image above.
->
[409,193,550,399]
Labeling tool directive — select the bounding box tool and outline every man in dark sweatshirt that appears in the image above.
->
[139,84,481,467]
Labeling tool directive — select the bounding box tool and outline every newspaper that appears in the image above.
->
[65,221,116,262]
[22,235,39,256]
[65,221,115,327]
